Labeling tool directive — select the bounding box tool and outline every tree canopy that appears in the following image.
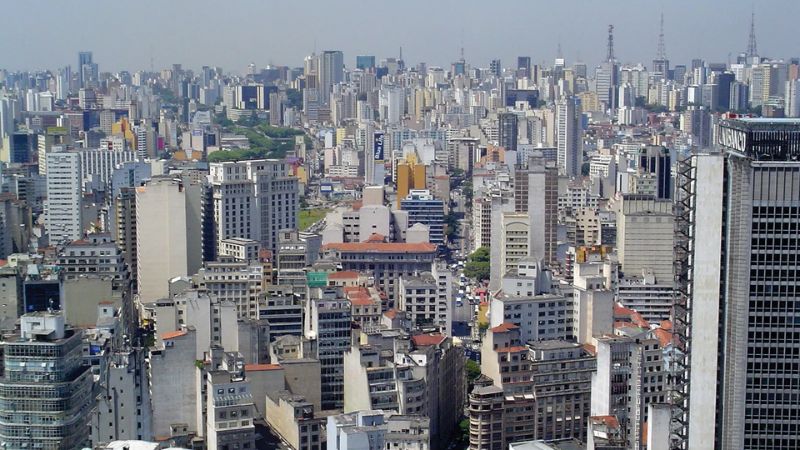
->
[464,247,490,281]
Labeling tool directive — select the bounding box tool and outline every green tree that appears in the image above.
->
[465,359,481,383]
[286,89,303,109]
[464,247,490,281]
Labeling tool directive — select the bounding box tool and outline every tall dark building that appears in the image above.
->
[498,112,518,151]
[638,145,672,199]
[490,59,502,77]
[9,131,33,164]
[716,71,736,110]
[676,118,800,450]
[517,56,532,78]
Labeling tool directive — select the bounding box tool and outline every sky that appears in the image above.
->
[2,0,799,74]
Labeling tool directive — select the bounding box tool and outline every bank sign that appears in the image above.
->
[718,123,800,161]
[373,131,385,162]
[717,126,747,154]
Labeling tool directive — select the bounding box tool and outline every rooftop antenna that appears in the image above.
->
[656,12,667,61]
[746,9,758,57]
[399,46,403,61]
[557,40,563,59]
[606,25,615,63]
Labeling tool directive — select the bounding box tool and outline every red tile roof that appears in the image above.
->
[490,322,519,333]
[583,343,597,356]
[412,333,446,347]
[365,233,386,243]
[161,330,187,340]
[245,363,282,372]
[322,242,436,253]
[495,345,528,353]
[328,271,359,280]
[591,415,620,429]
[384,309,399,319]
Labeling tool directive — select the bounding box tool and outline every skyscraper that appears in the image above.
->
[318,50,344,105]
[517,56,532,79]
[78,50,98,88]
[677,118,800,450]
[136,176,204,301]
[490,59,501,77]
[45,149,83,244]
[498,112,518,151]
[556,96,583,177]
[0,312,94,449]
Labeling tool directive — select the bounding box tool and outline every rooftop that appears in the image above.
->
[322,242,436,254]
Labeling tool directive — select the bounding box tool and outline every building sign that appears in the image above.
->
[717,126,747,154]
[718,120,800,161]
[373,131,385,162]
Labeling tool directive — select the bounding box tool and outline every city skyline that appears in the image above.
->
[2,0,799,72]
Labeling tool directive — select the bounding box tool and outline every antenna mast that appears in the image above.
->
[746,11,758,57]
[606,25,615,62]
[657,13,666,61]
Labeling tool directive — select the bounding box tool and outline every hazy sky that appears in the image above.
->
[2,0,798,73]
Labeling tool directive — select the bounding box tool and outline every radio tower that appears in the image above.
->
[746,11,758,57]
[657,13,666,61]
[606,25,615,62]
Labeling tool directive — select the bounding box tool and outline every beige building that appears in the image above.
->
[615,194,674,283]
[136,176,204,302]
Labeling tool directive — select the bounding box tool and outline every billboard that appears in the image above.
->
[373,131,385,162]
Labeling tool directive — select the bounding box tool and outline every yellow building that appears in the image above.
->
[111,117,136,148]
[396,155,427,208]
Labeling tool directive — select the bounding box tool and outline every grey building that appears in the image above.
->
[0,312,94,449]
[678,118,800,449]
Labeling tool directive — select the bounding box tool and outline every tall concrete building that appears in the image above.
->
[247,159,299,254]
[318,50,344,105]
[210,161,259,250]
[45,149,83,244]
[556,96,582,177]
[615,194,674,284]
[678,118,800,450]
[0,312,94,449]
[515,155,559,264]
[136,176,204,302]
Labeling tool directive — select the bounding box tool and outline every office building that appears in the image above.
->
[136,176,204,302]
[498,112,518,151]
[195,258,264,320]
[400,189,445,246]
[210,161,259,249]
[248,159,300,254]
[321,238,436,304]
[305,287,352,410]
[679,118,800,449]
[318,50,344,105]
[0,312,94,449]
[203,351,257,450]
[615,194,674,283]
[45,149,83,244]
[556,96,582,177]
[327,411,430,450]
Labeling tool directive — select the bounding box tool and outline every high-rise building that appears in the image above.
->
[678,118,800,449]
[616,194,674,284]
[517,56,532,79]
[356,55,376,71]
[0,312,94,449]
[515,155,558,264]
[556,96,583,177]
[400,189,445,246]
[247,159,299,254]
[209,161,259,250]
[498,112,518,151]
[318,50,344,105]
[136,176,204,301]
[489,59,502,77]
[78,51,97,88]
[305,287,352,410]
[45,149,83,244]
